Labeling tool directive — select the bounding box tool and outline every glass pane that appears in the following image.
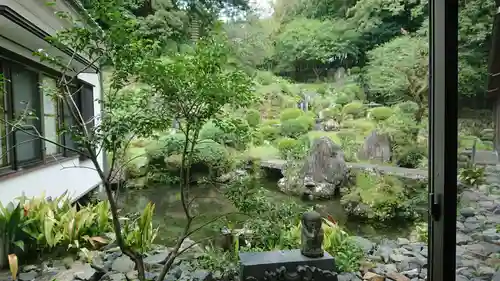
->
[220,2,434,280]
[457,0,499,279]
[14,129,40,163]
[0,65,9,167]
[40,76,59,155]
[63,98,76,150]
[82,85,94,131]
[11,66,39,125]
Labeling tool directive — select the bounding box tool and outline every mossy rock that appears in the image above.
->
[341,172,416,221]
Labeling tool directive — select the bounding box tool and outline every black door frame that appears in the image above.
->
[428,0,458,280]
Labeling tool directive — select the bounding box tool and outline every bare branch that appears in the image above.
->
[186,212,243,238]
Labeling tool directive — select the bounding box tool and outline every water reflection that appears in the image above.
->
[118,180,413,246]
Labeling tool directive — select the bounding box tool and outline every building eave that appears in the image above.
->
[0,5,98,72]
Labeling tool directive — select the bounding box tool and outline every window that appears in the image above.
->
[0,57,96,174]
[81,84,95,133]
[61,86,80,156]
[40,76,59,156]
[11,65,42,164]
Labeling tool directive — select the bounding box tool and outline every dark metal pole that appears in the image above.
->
[428,0,458,279]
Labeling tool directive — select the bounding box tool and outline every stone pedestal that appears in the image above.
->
[239,249,336,280]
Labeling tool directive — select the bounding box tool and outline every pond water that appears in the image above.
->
[118,179,414,246]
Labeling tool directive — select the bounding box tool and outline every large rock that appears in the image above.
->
[358,131,391,163]
[278,137,349,199]
[322,119,340,132]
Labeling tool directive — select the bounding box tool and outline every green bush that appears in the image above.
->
[459,164,486,187]
[199,119,251,150]
[243,144,280,161]
[255,71,277,85]
[342,101,364,117]
[395,145,427,168]
[321,106,342,120]
[277,137,300,158]
[296,115,315,130]
[245,109,261,127]
[259,125,281,141]
[480,129,494,142]
[312,97,333,112]
[341,172,416,221]
[395,101,419,115]
[194,140,232,173]
[342,84,365,101]
[124,146,149,178]
[199,121,226,144]
[370,106,393,121]
[165,139,232,175]
[280,108,303,122]
[335,93,353,105]
[281,118,310,138]
[262,119,280,126]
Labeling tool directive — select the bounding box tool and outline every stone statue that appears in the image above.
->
[301,211,324,258]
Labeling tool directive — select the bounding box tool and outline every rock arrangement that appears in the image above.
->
[278,136,349,199]
[2,238,218,281]
[338,164,500,281]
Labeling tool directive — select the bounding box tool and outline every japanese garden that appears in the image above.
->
[0,0,499,280]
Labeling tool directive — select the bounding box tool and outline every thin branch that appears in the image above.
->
[0,118,87,156]
[186,212,242,238]
[59,165,98,172]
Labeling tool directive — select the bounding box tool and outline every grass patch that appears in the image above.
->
[243,144,280,161]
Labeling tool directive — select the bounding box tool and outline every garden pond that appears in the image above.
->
[117,179,415,246]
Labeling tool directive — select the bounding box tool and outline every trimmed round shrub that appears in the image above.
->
[245,109,261,127]
[262,119,280,126]
[396,101,419,115]
[281,118,309,138]
[194,140,232,172]
[296,115,315,130]
[277,137,300,158]
[312,97,332,112]
[199,121,225,144]
[342,101,364,117]
[260,125,280,141]
[370,106,393,121]
[280,108,303,122]
[321,106,342,120]
[335,94,353,105]
[199,119,251,150]
[342,84,365,101]
[164,139,232,175]
[395,145,427,168]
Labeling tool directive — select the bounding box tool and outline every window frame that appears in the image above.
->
[9,63,44,166]
[0,49,96,178]
[428,0,458,280]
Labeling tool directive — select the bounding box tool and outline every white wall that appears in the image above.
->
[0,159,101,206]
